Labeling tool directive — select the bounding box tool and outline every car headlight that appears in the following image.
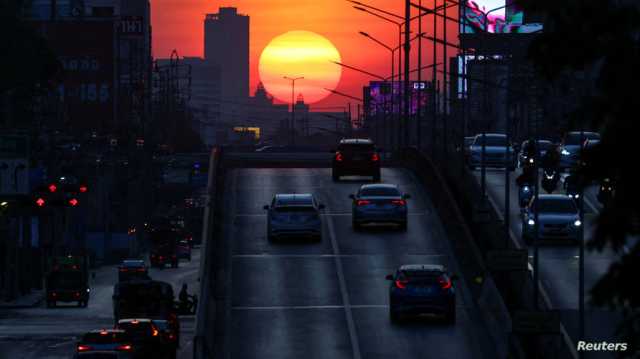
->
[528,158,534,164]
[523,186,530,192]
[561,149,570,156]
[527,219,535,226]
[574,220,582,227]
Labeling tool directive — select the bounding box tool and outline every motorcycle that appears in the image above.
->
[563,175,580,200]
[176,294,198,315]
[598,178,614,205]
[518,183,533,207]
[541,168,559,194]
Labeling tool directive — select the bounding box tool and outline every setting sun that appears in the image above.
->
[258,31,342,104]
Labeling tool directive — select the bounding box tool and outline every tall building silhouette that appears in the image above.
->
[204,7,249,127]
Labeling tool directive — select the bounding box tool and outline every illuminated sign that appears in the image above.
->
[460,0,543,34]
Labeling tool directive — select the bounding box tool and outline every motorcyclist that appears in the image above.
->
[541,144,561,171]
[516,158,537,188]
[178,283,193,313]
[563,171,580,198]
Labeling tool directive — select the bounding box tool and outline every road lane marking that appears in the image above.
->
[325,208,362,359]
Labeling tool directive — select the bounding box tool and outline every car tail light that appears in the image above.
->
[168,333,176,341]
[371,153,380,162]
[136,268,146,272]
[77,344,92,352]
[335,152,343,162]
[395,280,408,289]
[116,344,133,351]
[119,268,128,272]
[51,292,57,298]
[159,256,164,260]
[391,199,406,206]
[152,328,159,337]
[439,276,452,290]
[74,292,80,297]
[356,200,371,206]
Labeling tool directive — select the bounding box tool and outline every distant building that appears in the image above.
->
[180,57,221,147]
[247,82,288,141]
[204,7,249,127]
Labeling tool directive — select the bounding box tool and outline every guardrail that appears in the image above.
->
[414,146,577,359]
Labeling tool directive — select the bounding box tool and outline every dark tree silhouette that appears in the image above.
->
[520,0,640,355]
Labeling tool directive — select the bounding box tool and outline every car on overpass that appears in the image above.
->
[558,131,600,169]
[386,264,457,324]
[467,133,516,171]
[522,194,582,243]
[350,184,409,231]
[264,194,325,242]
[331,138,381,181]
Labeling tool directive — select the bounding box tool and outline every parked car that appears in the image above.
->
[386,264,457,324]
[467,133,516,170]
[558,131,600,169]
[264,194,325,242]
[331,138,381,181]
[350,183,409,231]
[522,194,582,244]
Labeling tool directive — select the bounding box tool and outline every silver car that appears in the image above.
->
[264,194,325,241]
[522,194,582,244]
[467,133,516,171]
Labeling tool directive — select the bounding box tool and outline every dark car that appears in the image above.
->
[115,319,164,358]
[152,319,178,358]
[264,194,325,242]
[176,240,191,261]
[118,260,149,282]
[331,138,381,181]
[386,264,457,324]
[75,329,134,358]
[558,131,600,169]
[350,184,409,230]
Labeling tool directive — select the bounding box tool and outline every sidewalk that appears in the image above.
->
[0,290,44,309]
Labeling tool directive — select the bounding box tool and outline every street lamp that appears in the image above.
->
[283,76,303,145]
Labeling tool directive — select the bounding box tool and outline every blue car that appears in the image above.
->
[467,133,516,171]
[558,131,600,170]
[350,184,409,231]
[264,194,325,242]
[522,194,582,244]
[386,264,457,324]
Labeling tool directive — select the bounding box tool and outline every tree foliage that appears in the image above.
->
[520,0,640,355]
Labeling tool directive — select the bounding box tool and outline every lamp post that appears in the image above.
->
[283,76,303,145]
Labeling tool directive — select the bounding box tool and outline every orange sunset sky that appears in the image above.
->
[150,0,459,109]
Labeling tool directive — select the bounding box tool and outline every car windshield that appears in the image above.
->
[49,272,83,289]
[338,144,374,153]
[473,136,507,147]
[564,132,600,145]
[360,187,400,197]
[534,199,577,213]
[274,206,316,212]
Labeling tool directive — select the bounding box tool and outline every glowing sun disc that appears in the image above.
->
[259,30,342,104]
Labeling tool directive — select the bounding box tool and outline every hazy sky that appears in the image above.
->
[150,0,460,108]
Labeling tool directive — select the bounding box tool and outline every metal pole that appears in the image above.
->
[432,0,438,158]
[417,0,423,149]
[442,0,448,156]
[533,95,540,309]
[403,0,411,149]
[578,129,585,357]
[505,81,511,249]
[291,81,295,145]
[397,24,403,150]
[391,50,395,150]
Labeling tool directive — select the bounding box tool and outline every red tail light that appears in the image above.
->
[116,344,133,351]
[68,198,79,206]
[395,280,408,289]
[356,200,371,206]
[371,153,380,162]
[136,268,146,272]
[391,199,406,206]
[119,268,128,272]
[439,276,452,290]
[335,152,343,162]
[36,197,46,207]
[74,292,80,297]
[159,256,164,260]
[77,344,92,352]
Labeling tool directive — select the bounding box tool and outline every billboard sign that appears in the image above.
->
[368,81,430,116]
[36,20,115,132]
[460,0,543,34]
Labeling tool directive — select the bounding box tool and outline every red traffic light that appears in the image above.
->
[79,185,88,193]
[36,198,46,207]
[68,198,79,207]
[48,184,57,193]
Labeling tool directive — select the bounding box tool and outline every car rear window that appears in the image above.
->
[338,144,374,153]
[360,187,400,196]
[473,136,507,147]
[534,199,577,213]
[118,322,155,339]
[400,271,445,284]
[274,206,316,212]
[83,332,130,344]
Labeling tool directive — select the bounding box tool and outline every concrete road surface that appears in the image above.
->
[219,168,499,359]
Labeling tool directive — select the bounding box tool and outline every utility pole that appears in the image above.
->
[403,0,411,148]
[284,76,303,145]
[432,0,438,158]
[417,0,423,149]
